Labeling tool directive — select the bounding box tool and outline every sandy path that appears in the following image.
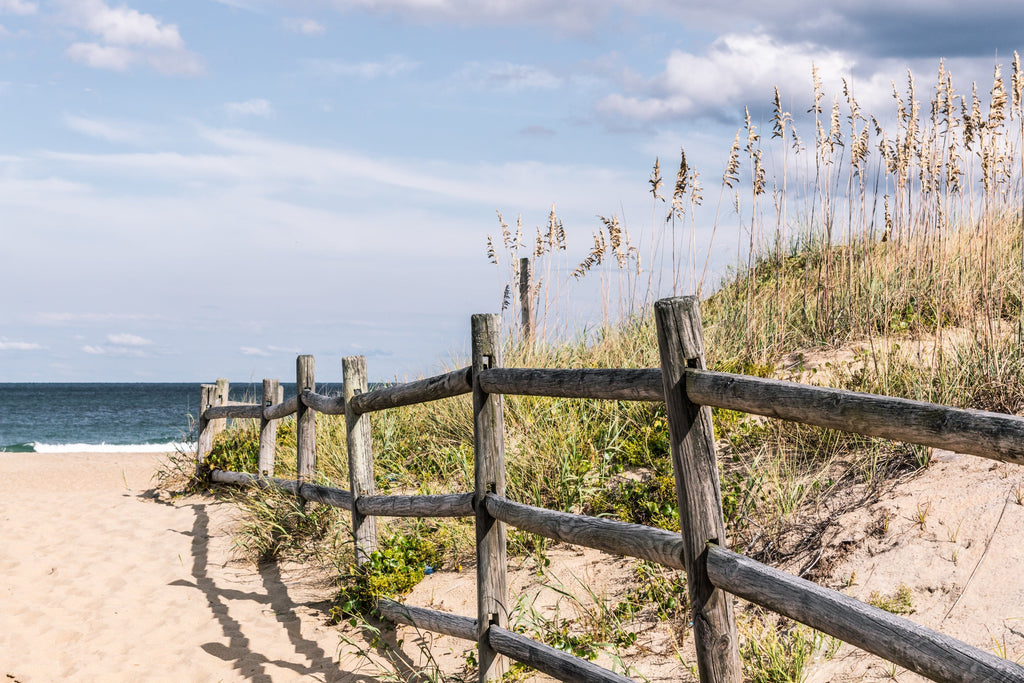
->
[0,452,371,682]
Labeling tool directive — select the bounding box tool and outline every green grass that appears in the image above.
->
[157,57,1024,679]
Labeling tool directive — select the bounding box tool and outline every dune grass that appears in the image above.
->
[166,57,1024,681]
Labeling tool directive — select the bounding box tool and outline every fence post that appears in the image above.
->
[258,378,279,477]
[654,296,742,683]
[472,313,508,682]
[195,383,215,479]
[344,355,378,565]
[519,257,533,344]
[296,355,316,486]
[210,377,229,441]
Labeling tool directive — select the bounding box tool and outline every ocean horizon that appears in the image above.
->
[0,382,343,453]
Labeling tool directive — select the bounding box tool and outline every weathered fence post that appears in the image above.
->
[258,378,280,477]
[344,355,378,565]
[654,296,742,683]
[209,377,229,441]
[296,355,316,486]
[472,313,508,682]
[195,383,216,478]
[519,257,533,344]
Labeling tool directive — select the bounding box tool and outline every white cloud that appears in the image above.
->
[35,312,164,324]
[106,332,152,346]
[457,62,562,92]
[63,114,148,144]
[224,98,273,118]
[283,17,325,35]
[81,343,146,357]
[0,0,36,16]
[60,0,203,76]
[309,55,417,78]
[598,32,854,121]
[68,0,183,49]
[0,340,41,350]
[66,42,134,71]
[241,346,271,356]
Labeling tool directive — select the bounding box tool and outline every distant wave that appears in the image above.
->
[1,442,192,453]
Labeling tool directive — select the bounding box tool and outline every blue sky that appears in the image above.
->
[1,0,1019,382]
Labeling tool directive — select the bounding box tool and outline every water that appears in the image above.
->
[0,382,342,453]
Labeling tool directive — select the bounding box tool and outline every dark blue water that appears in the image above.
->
[0,383,342,452]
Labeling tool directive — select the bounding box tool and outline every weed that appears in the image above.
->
[867,584,915,615]
[741,613,826,683]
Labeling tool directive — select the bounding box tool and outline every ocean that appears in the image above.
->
[0,382,343,453]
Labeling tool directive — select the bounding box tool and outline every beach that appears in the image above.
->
[0,452,348,682]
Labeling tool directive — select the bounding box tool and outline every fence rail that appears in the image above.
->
[196,295,1024,683]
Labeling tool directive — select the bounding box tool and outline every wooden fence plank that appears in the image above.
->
[204,403,262,420]
[377,599,477,641]
[301,389,346,415]
[348,367,473,414]
[489,626,633,683]
[263,395,298,420]
[707,545,1024,683]
[519,257,533,343]
[195,384,215,478]
[209,377,229,440]
[655,296,742,683]
[478,368,662,402]
[210,469,300,495]
[296,355,316,485]
[344,355,378,565]
[258,379,279,477]
[472,314,508,682]
[686,369,1024,466]
[484,494,683,569]
[357,493,473,518]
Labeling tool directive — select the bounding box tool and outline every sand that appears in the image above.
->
[3,450,1023,682]
[0,452,351,682]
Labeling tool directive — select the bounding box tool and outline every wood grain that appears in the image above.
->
[686,369,1024,465]
[348,367,472,414]
[344,355,378,565]
[489,626,633,683]
[258,379,279,477]
[655,296,742,683]
[377,599,476,642]
[357,493,473,518]
[478,368,662,402]
[296,355,316,485]
[204,403,262,420]
[300,389,345,415]
[484,494,683,569]
[472,313,508,682]
[263,394,298,420]
[707,545,1024,683]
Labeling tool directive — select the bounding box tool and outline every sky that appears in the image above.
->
[1,0,1021,382]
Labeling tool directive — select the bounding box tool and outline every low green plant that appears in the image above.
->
[867,584,915,615]
[331,530,442,621]
[741,615,826,683]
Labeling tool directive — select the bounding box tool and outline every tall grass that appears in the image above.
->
[170,57,1024,679]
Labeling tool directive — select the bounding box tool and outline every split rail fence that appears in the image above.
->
[195,295,1024,683]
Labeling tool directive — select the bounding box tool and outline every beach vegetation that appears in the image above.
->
[158,56,1024,678]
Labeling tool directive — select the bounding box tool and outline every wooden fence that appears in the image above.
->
[195,296,1024,683]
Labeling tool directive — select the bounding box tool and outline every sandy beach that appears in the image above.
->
[0,452,353,682]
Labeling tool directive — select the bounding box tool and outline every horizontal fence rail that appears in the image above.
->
[477,368,662,402]
[349,366,472,414]
[196,294,1024,683]
[706,545,1023,682]
[484,494,685,570]
[685,369,1024,466]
